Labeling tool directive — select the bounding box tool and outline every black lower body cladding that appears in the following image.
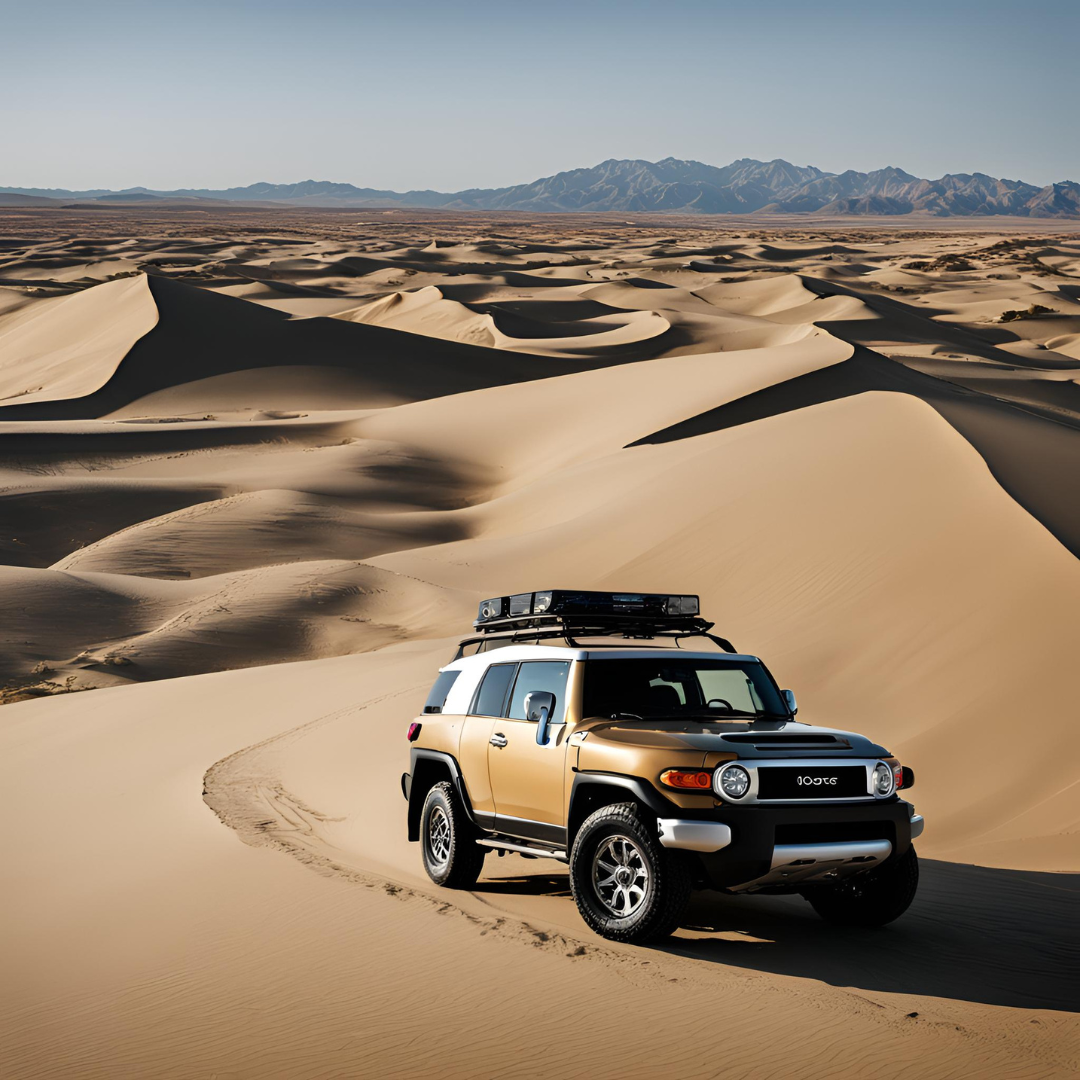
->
[697,800,914,890]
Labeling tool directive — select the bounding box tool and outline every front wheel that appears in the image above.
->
[420,781,485,888]
[803,846,919,926]
[569,802,692,944]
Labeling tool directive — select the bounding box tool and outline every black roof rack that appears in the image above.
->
[453,590,736,659]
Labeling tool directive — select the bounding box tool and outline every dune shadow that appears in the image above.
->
[629,345,1080,559]
[661,859,1080,1012]
[0,275,627,422]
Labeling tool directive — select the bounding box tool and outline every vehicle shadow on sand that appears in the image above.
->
[664,860,1080,1012]
[475,873,573,898]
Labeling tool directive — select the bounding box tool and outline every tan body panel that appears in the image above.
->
[457,714,495,815]
[415,714,462,758]
[488,718,569,825]
[575,728,717,812]
[703,750,739,770]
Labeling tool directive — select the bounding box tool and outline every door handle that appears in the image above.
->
[490,733,508,748]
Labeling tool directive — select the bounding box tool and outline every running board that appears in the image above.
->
[476,837,568,863]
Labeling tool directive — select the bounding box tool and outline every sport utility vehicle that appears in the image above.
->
[402,590,922,943]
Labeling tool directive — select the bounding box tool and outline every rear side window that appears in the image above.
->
[471,663,517,717]
[423,670,460,714]
[508,661,571,724]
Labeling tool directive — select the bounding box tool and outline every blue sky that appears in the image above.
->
[4,0,1076,190]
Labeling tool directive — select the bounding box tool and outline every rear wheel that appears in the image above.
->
[569,802,691,944]
[803,846,919,926]
[420,781,485,888]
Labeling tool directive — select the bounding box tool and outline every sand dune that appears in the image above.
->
[0,275,629,421]
[2,215,1079,1077]
[53,488,468,578]
[0,274,156,404]
[338,282,676,357]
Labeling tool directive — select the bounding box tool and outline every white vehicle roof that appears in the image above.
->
[437,643,763,716]
[442,643,760,673]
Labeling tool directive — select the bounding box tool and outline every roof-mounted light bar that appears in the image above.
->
[458,590,733,659]
[474,590,700,628]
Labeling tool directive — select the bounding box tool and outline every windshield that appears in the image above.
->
[582,658,789,720]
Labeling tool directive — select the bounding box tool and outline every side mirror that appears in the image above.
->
[525,691,557,745]
[782,689,798,716]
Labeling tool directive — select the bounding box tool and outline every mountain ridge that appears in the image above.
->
[4,157,1079,217]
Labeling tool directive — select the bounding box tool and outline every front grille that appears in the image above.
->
[757,765,867,800]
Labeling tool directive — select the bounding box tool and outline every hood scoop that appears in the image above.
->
[722,733,851,752]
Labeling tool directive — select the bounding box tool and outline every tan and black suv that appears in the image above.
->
[402,590,922,943]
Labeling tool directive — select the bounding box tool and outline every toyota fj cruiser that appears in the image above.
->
[402,590,922,943]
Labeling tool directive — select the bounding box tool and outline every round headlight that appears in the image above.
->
[718,764,750,799]
[872,762,895,797]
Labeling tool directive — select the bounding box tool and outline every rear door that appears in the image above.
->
[487,660,572,840]
[457,662,517,823]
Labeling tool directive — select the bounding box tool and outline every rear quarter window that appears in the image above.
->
[423,670,461,714]
[470,663,517,717]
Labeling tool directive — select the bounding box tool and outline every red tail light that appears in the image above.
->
[407,722,422,742]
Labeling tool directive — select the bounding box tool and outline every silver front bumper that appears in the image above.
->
[729,838,893,892]
[657,818,732,853]
[657,813,919,891]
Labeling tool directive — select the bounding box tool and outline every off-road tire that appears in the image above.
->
[420,781,485,888]
[569,802,692,944]
[803,846,919,927]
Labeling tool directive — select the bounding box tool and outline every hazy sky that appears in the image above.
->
[5,0,1077,191]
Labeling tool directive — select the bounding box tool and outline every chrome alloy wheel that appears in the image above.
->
[427,804,452,867]
[592,835,651,917]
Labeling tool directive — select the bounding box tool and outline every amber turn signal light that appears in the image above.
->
[407,722,422,742]
[660,768,712,790]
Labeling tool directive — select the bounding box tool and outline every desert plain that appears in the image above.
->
[1,206,1078,1078]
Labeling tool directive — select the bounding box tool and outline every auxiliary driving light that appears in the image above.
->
[664,595,700,616]
[872,762,895,797]
[717,764,750,799]
[478,597,504,621]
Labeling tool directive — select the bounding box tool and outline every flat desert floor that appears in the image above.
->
[1,208,1078,1078]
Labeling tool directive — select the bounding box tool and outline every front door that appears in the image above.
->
[487,660,572,843]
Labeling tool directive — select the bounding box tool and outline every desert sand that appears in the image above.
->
[1,207,1078,1078]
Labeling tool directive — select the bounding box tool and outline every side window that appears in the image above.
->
[423,670,460,714]
[471,663,517,717]
[508,661,571,724]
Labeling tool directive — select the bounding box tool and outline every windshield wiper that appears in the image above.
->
[609,711,643,720]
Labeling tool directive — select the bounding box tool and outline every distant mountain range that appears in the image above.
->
[5,157,1080,217]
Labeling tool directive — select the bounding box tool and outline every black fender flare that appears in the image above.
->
[406,748,478,841]
[567,771,675,848]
